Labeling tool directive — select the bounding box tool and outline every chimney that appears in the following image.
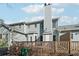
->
[44,3,52,33]
[43,3,53,41]
[44,3,51,6]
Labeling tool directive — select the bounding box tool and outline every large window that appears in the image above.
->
[0,34,2,39]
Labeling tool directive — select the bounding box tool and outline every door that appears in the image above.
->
[53,35,56,41]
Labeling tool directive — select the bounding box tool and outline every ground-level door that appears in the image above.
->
[53,35,56,41]
[40,36,43,41]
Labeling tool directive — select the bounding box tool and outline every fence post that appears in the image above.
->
[54,41,56,54]
[69,41,71,54]
[55,41,57,54]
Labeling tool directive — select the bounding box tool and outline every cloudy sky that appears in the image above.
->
[0,3,79,26]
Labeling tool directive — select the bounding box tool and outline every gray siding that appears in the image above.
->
[71,32,79,41]
[11,24,25,33]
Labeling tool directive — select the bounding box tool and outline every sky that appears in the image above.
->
[0,3,79,26]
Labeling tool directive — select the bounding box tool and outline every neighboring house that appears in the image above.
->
[58,24,79,41]
[0,26,10,46]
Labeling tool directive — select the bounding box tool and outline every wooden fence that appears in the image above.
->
[10,41,79,56]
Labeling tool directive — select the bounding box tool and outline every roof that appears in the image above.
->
[57,24,79,32]
[58,24,79,29]
[8,17,59,26]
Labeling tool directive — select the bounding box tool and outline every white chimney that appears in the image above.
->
[44,3,52,33]
[43,3,53,41]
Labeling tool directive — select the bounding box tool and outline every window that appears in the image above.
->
[53,22,56,28]
[35,36,37,41]
[0,34,2,39]
[75,32,78,35]
[52,20,57,28]
[19,25,21,28]
[6,34,8,40]
[30,36,32,41]
[40,23,44,33]
[35,24,37,28]
[71,34,73,39]
[28,25,30,28]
